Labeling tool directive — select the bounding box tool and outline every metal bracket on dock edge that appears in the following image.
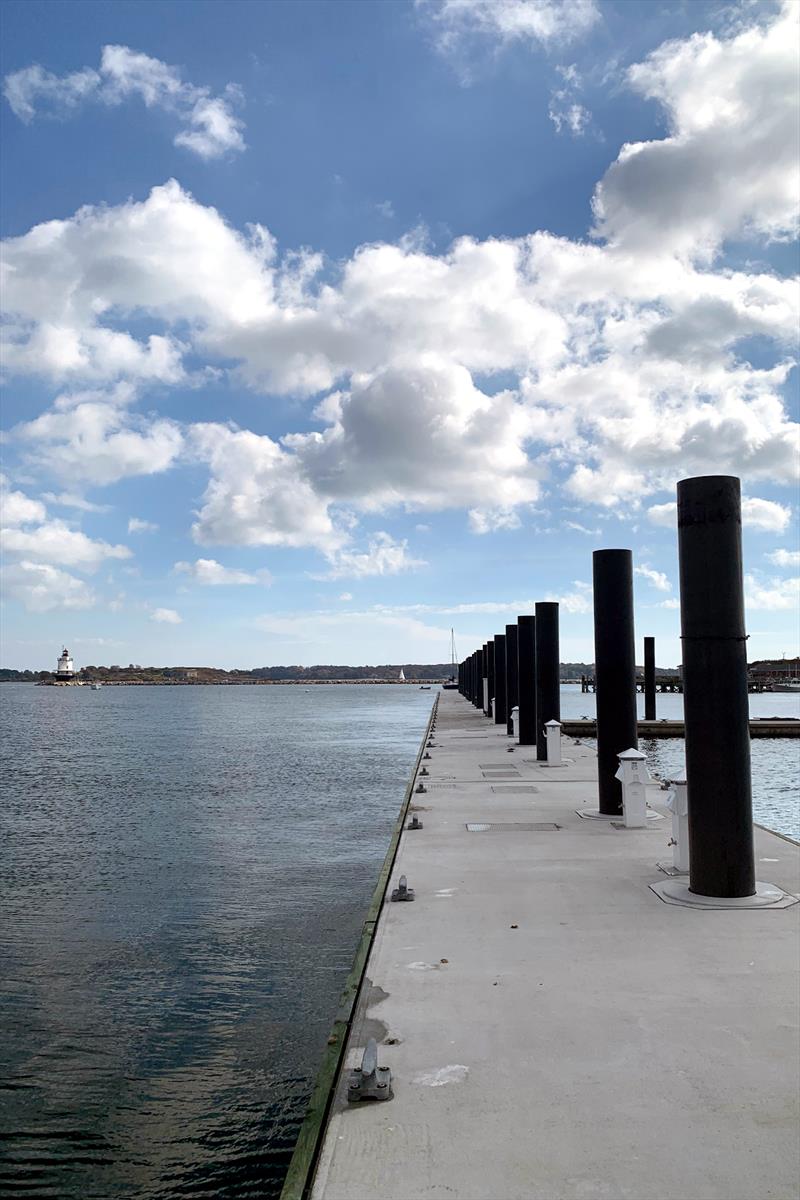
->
[347,1038,393,1102]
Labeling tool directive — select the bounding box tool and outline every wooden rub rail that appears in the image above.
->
[563,718,800,739]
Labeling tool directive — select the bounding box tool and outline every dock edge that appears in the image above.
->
[279,694,439,1200]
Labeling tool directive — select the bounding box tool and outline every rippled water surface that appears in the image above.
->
[0,684,433,1199]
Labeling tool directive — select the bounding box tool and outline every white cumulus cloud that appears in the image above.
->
[766,548,800,568]
[321,533,427,579]
[174,558,272,585]
[634,564,672,592]
[151,607,182,624]
[4,44,245,159]
[2,559,96,612]
[745,573,800,611]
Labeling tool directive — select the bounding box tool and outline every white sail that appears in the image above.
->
[399,668,406,682]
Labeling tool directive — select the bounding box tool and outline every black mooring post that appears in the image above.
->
[482,643,489,714]
[593,550,638,815]
[517,615,536,745]
[486,639,495,719]
[644,637,656,721]
[474,649,482,708]
[493,634,507,724]
[505,623,518,736]
[535,602,560,760]
[472,652,479,705]
[678,475,755,899]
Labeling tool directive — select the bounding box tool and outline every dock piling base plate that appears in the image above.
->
[650,880,798,909]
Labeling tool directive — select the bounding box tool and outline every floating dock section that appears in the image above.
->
[282,691,799,1200]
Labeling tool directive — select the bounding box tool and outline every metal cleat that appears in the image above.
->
[415,782,427,793]
[408,814,423,830]
[391,875,415,901]
[347,1038,393,1102]
[420,766,429,775]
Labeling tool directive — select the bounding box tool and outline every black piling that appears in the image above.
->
[486,639,495,719]
[535,603,560,761]
[482,643,489,714]
[644,636,656,721]
[505,623,518,737]
[517,615,536,746]
[493,634,507,725]
[678,475,755,899]
[593,550,637,815]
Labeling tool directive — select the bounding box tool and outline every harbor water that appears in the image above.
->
[0,682,797,1199]
[0,684,432,1199]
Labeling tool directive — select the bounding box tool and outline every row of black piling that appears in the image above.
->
[455,475,757,901]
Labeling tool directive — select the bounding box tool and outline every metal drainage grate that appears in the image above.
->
[465,822,560,832]
[479,763,517,769]
[490,785,539,794]
[481,771,519,779]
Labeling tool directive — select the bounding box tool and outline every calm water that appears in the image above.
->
[0,684,433,1199]
[558,685,800,839]
[1,684,798,1200]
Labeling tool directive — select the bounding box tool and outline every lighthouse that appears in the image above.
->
[56,647,75,679]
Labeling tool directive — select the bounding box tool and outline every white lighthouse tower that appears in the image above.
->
[56,647,75,679]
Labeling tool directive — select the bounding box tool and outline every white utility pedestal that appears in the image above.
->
[511,706,519,739]
[614,748,649,828]
[665,776,689,873]
[545,720,562,765]
[483,679,489,713]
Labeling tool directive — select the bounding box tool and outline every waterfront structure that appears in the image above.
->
[283,691,798,1200]
[56,648,75,679]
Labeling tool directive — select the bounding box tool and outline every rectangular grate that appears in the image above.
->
[466,822,560,832]
[490,785,539,794]
[479,762,518,768]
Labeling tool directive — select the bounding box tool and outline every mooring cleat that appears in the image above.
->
[408,815,423,830]
[420,766,429,775]
[415,782,427,793]
[347,1038,393,1102]
[391,875,415,901]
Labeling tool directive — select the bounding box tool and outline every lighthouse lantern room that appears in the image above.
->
[56,647,75,679]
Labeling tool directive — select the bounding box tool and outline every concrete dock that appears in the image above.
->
[299,692,799,1200]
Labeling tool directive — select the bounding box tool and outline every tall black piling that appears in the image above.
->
[482,643,489,713]
[644,636,656,721]
[517,615,536,746]
[593,550,638,815]
[505,623,518,737]
[678,475,755,898]
[486,639,495,719]
[493,634,507,725]
[535,603,560,760]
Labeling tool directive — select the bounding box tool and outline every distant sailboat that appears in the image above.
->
[399,667,406,682]
[442,628,459,690]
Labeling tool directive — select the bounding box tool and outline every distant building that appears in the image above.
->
[56,647,75,678]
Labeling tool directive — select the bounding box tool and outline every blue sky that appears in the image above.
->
[1,0,798,671]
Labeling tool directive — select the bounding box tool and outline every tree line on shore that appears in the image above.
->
[1,661,620,684]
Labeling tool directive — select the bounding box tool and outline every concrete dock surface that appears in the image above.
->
[310,692,800,1200]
